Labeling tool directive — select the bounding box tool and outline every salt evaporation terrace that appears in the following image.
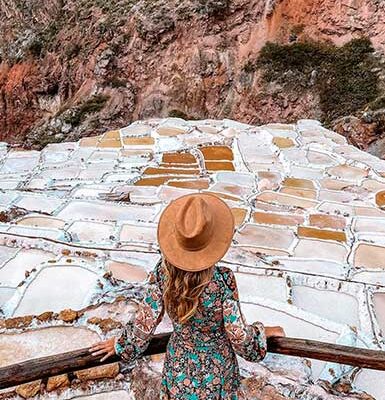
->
[1,118,385,399]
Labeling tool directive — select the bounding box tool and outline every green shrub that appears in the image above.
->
[242,60,257,73]
[25,20,61,59]
[64,95,110,126]
[198,0,230,16]
[368,96,385,111]
[258,40,334,79]
[32,133,63,149]
[79,94,110,114]
[64,112,82,127]
[168,109,200,120]
[107,76,127,88]
[168,109,189,119]
[27,38,44,57]
[257,37,380,124]
[65,43,81,59]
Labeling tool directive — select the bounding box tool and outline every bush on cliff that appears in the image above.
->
[257,37,380,125]
[198,0,230,17]
[64,95,110,127]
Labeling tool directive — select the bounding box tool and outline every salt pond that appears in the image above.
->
[0,118,385,399]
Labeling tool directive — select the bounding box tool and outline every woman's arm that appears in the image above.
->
[221,268,271,362]
[90,263,164,362]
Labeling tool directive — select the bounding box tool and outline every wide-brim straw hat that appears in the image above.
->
[157,193,235,272]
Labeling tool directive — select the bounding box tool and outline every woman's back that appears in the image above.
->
[119,262,268,399]
[94,194,270,399]
[159,264,230,347]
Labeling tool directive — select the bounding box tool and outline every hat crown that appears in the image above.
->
[175,197,214,251]
[157,193,235,272]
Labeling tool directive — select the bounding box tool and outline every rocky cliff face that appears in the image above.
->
[2,0,385,150]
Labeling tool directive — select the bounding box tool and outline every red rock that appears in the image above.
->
[58,309,78,322]
[87,317,123,333]
[37,311,54,322]
[46,374,70,392]
[74,363,119,381]
[15,380,41,398]
[333,116,377,151]
[5,315,33,329]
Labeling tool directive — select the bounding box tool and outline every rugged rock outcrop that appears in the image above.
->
[2,0,385,150]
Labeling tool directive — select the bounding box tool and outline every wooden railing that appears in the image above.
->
[1,332,385,389]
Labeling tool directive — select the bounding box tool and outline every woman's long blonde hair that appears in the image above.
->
[162,259,214,324]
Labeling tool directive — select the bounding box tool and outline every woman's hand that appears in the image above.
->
[90,337,117,362]
[265,326,285,338]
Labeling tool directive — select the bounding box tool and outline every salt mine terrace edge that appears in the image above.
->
[1,334,385,389]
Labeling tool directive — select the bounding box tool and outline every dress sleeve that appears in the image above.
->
[221,268,267,362]
[115,263,164,362]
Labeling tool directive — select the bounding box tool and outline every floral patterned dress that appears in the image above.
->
[115,263,267,399]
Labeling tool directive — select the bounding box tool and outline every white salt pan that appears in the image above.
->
[13,266,98,316]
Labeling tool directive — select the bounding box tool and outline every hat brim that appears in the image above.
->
[157,193,235,272]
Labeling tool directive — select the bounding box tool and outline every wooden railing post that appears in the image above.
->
[1,333,385,390]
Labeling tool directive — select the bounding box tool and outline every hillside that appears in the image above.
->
[2,0,385,154]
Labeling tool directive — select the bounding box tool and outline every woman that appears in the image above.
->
[91,193,285,399]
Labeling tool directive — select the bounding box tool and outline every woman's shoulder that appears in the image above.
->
[214,265,237,291]
[215,265,233,276]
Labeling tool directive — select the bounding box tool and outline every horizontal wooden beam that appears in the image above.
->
[1,333,385,390]
[0,332,170,390]
[267,336,385,371]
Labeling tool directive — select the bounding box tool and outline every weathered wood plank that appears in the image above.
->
[0,332,171,389]
[1,333,385,390]
[267,336,385,370]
